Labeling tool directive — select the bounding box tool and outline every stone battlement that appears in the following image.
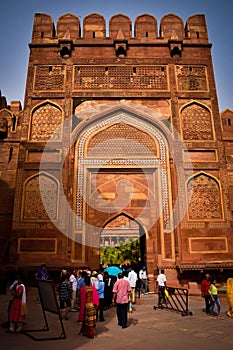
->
[31,12,208,43]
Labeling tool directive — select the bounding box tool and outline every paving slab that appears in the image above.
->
[1,293,232,350]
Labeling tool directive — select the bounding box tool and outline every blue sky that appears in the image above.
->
[0,0,232,111]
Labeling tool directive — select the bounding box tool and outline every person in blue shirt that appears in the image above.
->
[77,270,87,322]
[96,274,105,322]
[35,264,49,280]
[77,270,87,290]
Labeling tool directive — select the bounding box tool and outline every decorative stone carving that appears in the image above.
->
[75,113,171,232]
[176,65,208,91]
[73,65,168,90]
[87,122,157,157]
[23,173,58,220]
[187,173,222,220]
[34,65,66,91]
[181,103,213,140]
[30,103,62,141]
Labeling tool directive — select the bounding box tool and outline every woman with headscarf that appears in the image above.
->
[9,273,27,333]
[79,275,99,339]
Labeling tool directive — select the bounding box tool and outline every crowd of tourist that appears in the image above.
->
[53,264,144,338]
[2,263,145,338]
[4,264,233,339]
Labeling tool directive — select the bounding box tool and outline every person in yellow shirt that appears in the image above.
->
[208,279,224,319]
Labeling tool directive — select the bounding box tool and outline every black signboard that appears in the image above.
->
[23,279,66,341]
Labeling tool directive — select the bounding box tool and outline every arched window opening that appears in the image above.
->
[171,46,181,57]
[116,46,126,57]
[60,46,71,58]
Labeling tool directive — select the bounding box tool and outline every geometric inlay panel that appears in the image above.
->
[34,65,66,91]
[181,103,214,140]
[22,173,58,221]
[30,103,62,141]
[87,122,157,157]
[187,173,223,220]
[176,65,208,91]
[73,65,168,90]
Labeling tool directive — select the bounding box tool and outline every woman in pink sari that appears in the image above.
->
[79,275,99,339]
[9,273,27,333]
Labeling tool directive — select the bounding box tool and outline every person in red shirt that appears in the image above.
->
[201,273,211,314]
[112,273,131,329]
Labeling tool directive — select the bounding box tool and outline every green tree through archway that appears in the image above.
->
[100,239,140,265]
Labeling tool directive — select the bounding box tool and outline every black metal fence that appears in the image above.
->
[154,286,193,317]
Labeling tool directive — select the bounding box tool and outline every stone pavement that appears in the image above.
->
[1,292,233,350]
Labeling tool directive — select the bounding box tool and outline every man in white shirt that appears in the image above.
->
[156,269,167,306]
[139,266,148,294]
[69,269,78,311]
[128,265,138,303]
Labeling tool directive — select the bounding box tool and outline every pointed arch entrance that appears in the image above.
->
[72,105,176,273]
[100,212,146,268]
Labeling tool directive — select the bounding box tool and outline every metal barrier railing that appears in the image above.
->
[154,286,193,317]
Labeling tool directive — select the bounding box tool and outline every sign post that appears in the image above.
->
[23,279,66,341]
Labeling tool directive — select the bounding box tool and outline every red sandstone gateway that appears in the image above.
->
[0,12,232,291]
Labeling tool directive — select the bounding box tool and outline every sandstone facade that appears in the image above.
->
[0,12,232,285]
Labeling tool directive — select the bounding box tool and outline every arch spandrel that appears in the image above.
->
[73,102,174,151]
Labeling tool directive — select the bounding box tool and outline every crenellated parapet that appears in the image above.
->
[31,12,209,43]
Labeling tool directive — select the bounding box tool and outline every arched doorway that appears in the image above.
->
[72,104,175,274]
[100,213,146,270]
